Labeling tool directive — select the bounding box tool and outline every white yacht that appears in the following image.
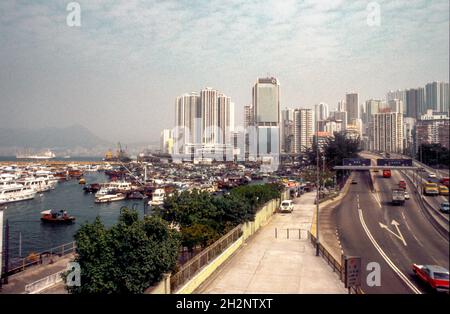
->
[95,187,113,198]
[95,193,126,203]
[148,188,165,206]
[0,181,23,190]
[16,177,57,192]
[0,186,37,204]
[102,181,132,192]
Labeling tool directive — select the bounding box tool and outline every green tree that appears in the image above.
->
[417,143,450,168]
[181,223,219,251]
[66,209,180,294]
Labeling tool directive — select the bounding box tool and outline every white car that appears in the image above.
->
[428,173,437,178]
[279,200,294,213]
[404,191,410,200]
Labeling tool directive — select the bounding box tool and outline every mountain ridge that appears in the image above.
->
[0,124,111,149]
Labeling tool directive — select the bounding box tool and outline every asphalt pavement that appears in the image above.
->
[333,169,449,294]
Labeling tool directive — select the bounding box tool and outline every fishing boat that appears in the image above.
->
[40,209,75,223]
[95,193,126,203]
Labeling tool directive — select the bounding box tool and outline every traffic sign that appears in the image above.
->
[376,159,413,167]
[343,158,371,166]
[344,256,362,288]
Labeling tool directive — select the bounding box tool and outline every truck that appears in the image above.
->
[392,188,405,205]
[423,182,439,196]
[383,169,391,178]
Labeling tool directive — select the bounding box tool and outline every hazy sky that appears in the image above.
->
[0,0,448,143]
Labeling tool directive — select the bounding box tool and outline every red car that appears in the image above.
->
[399,180,406,189]
[412,264,449,292]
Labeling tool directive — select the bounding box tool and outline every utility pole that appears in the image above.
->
[3,219,9,284]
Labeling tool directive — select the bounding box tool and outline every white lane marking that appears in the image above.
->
[371,192,382,208]
[358,207,422,294]
[379,220,407,247]
[401,211,423,247]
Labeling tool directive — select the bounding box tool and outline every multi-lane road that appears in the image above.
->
[333,154,449,294]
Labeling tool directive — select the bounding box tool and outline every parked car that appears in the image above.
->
[351,179,357,184]
[440,202,450,214]
[412,264,449,292]
[279,200,294,213]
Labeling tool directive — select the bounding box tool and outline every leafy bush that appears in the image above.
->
[65,209,180,294]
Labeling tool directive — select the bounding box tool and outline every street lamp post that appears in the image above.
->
[0,207,3,290]
[315,122,320,257]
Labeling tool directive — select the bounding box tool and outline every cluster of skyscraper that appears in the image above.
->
[280,93,361,155]
[363,81,449,154]
[161,79,449,161]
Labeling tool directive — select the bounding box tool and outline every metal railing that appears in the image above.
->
[170,225,243,292]
[275,228,308,240]
[309,232,364,294]
[4,241,76,277]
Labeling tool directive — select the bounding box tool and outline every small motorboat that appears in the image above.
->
[95,193,126,203]
[41,209,75,223]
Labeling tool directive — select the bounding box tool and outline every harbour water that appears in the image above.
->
[2,172,148,262]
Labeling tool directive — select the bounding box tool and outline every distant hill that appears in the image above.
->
[0,125,110,149]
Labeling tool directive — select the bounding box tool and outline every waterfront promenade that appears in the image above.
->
[0,254,72,294]
[195,192,347,294]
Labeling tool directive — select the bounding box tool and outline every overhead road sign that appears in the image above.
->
[376,159,413,167]
[343,158,371,166]
[333,166,418,170]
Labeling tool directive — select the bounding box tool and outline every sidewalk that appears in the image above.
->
[0,254,73,294]
[195,192,346,294]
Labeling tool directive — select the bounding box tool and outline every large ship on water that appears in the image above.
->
[16,149,56,160]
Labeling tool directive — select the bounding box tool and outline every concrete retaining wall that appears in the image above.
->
[175,236,244,294]
[145,273,171,294]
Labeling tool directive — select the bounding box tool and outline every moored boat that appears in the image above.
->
[148,188,165,206]
[95,193,126,203]
[0,186,36,204]
[83,183,101,193]
[127,191,146,199]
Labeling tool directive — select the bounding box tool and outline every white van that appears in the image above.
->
[279,200,294,213]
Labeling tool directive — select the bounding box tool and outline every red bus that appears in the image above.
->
[383,169,391,178]
[441,177,449,187]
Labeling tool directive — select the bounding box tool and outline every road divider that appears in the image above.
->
[400,170,449,241]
